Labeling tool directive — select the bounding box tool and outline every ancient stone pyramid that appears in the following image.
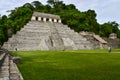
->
[3,12,94,51]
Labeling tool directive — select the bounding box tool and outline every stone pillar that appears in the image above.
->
[49,18,52,22]
[58,19,61,23]
[54,19,57,23]
[43,17,46,22]
[38,17,42,21]
[31,16,36,20]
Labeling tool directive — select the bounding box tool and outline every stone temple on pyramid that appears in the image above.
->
[3,12,107,51]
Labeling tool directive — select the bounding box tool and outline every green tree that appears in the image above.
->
[100,23,112,37]
[99,21,120,38]
[31,1,43,11]
[9,6,33,33]
[0,28,5,45]
[66,4,76,10]
[47,0,55,7]
[23,3,34,10]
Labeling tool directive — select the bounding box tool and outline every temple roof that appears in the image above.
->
[33,12,60,19]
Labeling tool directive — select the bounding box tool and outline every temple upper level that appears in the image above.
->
[31,12,61,23]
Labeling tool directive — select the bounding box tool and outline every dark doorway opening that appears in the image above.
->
[41,17,43,21]
[36,17,38,21]
[46,18,49,22]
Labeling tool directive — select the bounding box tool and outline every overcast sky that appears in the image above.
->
[0,0,120,24]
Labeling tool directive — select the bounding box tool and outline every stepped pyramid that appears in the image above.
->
[3,12,94,51]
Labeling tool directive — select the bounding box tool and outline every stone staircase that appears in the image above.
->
[0,48,23,80]
[54,23,94,50]
[3,20,94,51]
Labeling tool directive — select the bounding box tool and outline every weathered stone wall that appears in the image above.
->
[79,31,108,49]
[104,38,120,48]
[0,48,23,80]
[82,35,100,49]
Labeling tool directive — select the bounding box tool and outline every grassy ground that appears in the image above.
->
[13,49,120,80]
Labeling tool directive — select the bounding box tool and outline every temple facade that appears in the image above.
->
[31,12,61,23]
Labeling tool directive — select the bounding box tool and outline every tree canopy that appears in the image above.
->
[0,0,120,45]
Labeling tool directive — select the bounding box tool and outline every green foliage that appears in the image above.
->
[47,0,55,7]
[0,0,120,45]
[23,3,34,10]
[0,27,6,45]
[100,21,120,38]
[31,1,43,10]
[58,9,100,33]
[0,3,33,45]
[13,50,120,80]
[8,6,33,33]
[0,16,8,45]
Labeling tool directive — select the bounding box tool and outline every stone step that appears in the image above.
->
[13,36,48,41]
[21,29,50,33]
[70,36,87,41]
[7,35,50,44]
[8,40,40,44]
[55,24,69,27]
[66,30,75,33]
[28,21,44,24]
[25,24,50,27]
[0,77,9,80]
[56,28,70,32]
[55,24,70,29]
[24,26,49,30]
[67,32,85,39]
[9,59,23,80]
[0,55,10,78]
[17,31,50,34]
[0,53,6,62]
[59,34,68,38]
[27,22,51,27]
[12,35,49,40]
[16,43,49,51]
[27,22,43,25]
[54,23,66,26]
[56,25,70,28]
[22,26,50,30]
[3,43,40,51]
[16,31,50,37]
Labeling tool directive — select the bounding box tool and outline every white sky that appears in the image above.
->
[0,0,120,24]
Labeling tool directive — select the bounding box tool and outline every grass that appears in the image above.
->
[13,49,120,80]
